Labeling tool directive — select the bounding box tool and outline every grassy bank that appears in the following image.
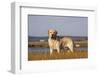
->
[28,50,88,61]
[28,39,88,61]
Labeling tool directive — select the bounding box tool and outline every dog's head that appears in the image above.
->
[48,29,58,39]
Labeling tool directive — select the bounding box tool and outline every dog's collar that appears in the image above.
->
[51,37,57,40]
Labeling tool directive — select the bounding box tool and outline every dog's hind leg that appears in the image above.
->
[70,43,73,52]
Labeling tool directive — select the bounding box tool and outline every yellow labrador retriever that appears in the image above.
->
[48,29,74,54]
[48,29,60,54]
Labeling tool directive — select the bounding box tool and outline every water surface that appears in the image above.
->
[28,47,87,53]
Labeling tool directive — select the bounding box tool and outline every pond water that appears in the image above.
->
[28,47,87,53]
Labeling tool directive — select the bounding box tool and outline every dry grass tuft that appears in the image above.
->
[28,50,88,61]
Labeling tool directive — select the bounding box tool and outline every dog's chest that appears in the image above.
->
[48,39,59,49]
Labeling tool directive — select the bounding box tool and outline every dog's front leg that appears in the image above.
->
[57,48,60,53]
[50,48,53,55]
[56,42,60,53]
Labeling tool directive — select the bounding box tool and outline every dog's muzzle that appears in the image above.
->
[51,34,56,39]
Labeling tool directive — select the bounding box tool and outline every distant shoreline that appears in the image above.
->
[28,40,88,48]
[28,36,88,41]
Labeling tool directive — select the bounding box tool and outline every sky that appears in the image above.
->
[28,15,88,37]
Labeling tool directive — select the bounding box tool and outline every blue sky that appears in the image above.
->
[28,15,88,37]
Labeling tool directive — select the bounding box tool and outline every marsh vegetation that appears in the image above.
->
[28,36,88,61]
